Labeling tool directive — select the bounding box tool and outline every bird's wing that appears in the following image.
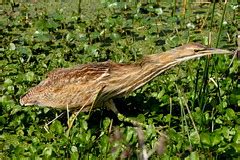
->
[20,62,112,110]
[39,62,111,87]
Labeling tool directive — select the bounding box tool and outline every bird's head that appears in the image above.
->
[20,86,49,107]
[144,43,232,65]
[173,43,232,61]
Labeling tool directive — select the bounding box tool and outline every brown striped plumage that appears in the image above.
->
[20,43,231,112]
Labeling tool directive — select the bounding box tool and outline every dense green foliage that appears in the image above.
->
[1,1,239,159]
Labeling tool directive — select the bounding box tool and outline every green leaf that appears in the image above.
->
[7,86,14,94]
[225,108,236,120]
[190,131,200,144]
[42,146,53,157]
[3,78,13,88]
[126,127,134,143]
[0,116,6,125]
[71,146,79,160]
[71,146,78,152]
[9,43,16,50]
[103,117,111,130]
[210,133,222,146]
[50,120,63,134]
[233,129,240,146]
[81,120,88,131]
[200,132,211,146]
[136,114,145,123]
[186,151,199,160]
[110,33,121,41]
[25,71,35,82]
[229,59,239,74]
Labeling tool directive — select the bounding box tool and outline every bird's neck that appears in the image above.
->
[120,53,180,95]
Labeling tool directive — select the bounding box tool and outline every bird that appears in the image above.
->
[20,43,231,118]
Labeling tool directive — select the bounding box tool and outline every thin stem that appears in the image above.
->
[216,1,228,48]
[173,0,177,16]
[169,97,172,128]
[78,0,82,15]
[209,0,216,31]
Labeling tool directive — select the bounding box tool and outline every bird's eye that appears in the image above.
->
[32,100,40,105]
[194,48,207,52]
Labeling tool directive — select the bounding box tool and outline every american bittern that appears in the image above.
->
[20,43,231,125]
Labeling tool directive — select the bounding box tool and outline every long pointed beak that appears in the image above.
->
[176,48,232,62]
[198,48,232,54]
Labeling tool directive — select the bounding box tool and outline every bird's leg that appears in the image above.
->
[105,99,146,128]
[104,99,119,114]
[66,106,88,136]
[67,111,79,132]
[66,103,89,136]
[66,86,105,135]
